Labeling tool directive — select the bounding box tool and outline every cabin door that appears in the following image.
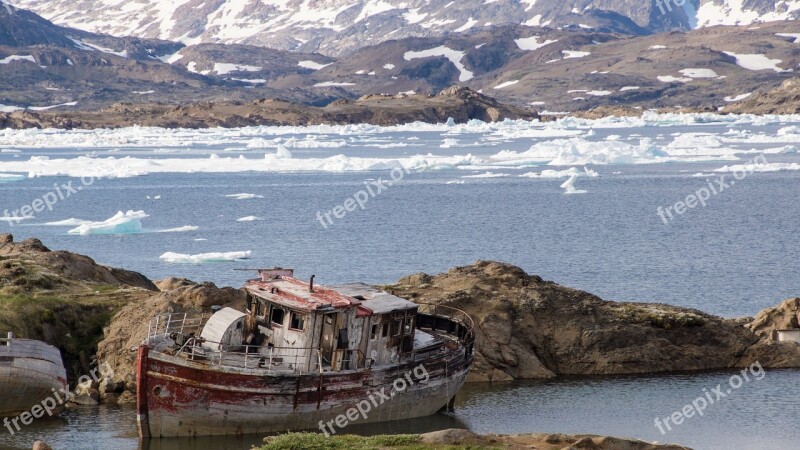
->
[320,313,337,364]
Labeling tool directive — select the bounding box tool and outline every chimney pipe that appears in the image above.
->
[309,275,315,293]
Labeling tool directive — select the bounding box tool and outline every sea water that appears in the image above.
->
[0,113,798,449]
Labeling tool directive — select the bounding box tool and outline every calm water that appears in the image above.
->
[1,369,797,450]
[1,117,799,449]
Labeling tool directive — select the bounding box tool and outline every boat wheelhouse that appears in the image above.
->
[136,268,474,437]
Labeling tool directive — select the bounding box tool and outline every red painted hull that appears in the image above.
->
[136,344,471,437]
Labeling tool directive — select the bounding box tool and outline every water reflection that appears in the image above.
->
[2,370,798,450]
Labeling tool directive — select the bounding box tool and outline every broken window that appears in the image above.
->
[270,307,285,326]
[404,316,413,334]
[382,322,390,338]
[371,324,379,340]
[290,312,306,331]
[392,319,402,336]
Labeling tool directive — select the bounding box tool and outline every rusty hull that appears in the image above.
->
[136,344,470,437]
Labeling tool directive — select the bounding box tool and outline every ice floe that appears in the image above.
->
[461,172,511,179]
[159,251,252,263]
[225,193,264,200]
[236,216,262,222]
[560,174,587,194]
[520,166,598,178]
[67,210,148,235]
[0,173,24,182]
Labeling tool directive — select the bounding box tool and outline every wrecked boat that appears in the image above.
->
[136,268,474,437]
[0,333,68,417]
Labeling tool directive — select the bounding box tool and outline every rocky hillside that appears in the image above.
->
[0,87,538,129]
[726,78,800,114]
[2,2,797,115]
[387,261,800,382]
[0,234,156,380]
[6,0,800,55]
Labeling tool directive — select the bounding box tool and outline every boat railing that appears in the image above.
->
[415,303,475,343]
[413,303,476,361]
[145,312,211,345]
[160,333,322,374]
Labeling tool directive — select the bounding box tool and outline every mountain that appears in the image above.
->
[1,2,797,115]
[0,3,334,110]
[6,0,800,56]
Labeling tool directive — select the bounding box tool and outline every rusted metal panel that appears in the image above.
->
[139,346,470,437]
[0,337,67,417]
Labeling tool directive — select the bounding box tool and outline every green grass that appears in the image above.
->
[258,433,491,450]
[618,304,706,330]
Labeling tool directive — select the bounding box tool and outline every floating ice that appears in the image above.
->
[159,226,199,233]
[225,193,264,200]
[714,162,800,173]
[520,166,598,178]
[159,251,252,264]
[275,145,293,159]
[0,173,24,182]
[41,218,92,226]
[67,210,148,235]
[461,172,511,179]
[236,216,262,222]
[560,174,587,194]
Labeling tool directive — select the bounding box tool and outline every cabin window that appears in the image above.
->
[270,307,285,326]
[370,324,379,340]
[392,319,402,336]
[382,322,390,338]
[404,317,413,334]
[256,301,266,318]
[290,312,306,331]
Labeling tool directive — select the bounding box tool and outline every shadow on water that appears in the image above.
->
[140,413,466,450]
[2,370,799,450]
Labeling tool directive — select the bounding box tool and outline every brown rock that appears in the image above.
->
[747,297,800,339]
[32,441,53,450]
[388,261,800,381]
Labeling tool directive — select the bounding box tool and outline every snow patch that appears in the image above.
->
[403,46,473,81]
[515,35,558,51]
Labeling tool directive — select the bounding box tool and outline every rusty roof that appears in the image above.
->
[246,276,357,312]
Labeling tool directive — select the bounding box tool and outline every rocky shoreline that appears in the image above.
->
[2,234,799,449]
[0,87,538,129]
[1,80,798,130]
[2,234,798,395]
[259,429,691,449]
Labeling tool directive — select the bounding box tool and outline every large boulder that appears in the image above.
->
[388,261,800,381]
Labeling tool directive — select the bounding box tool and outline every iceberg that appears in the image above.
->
[236,216,262,222]
[159,251,252,264]
[560,174,588,194]
[226,193,264,200]
[67,210,148,235]
[0,173,25,182]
